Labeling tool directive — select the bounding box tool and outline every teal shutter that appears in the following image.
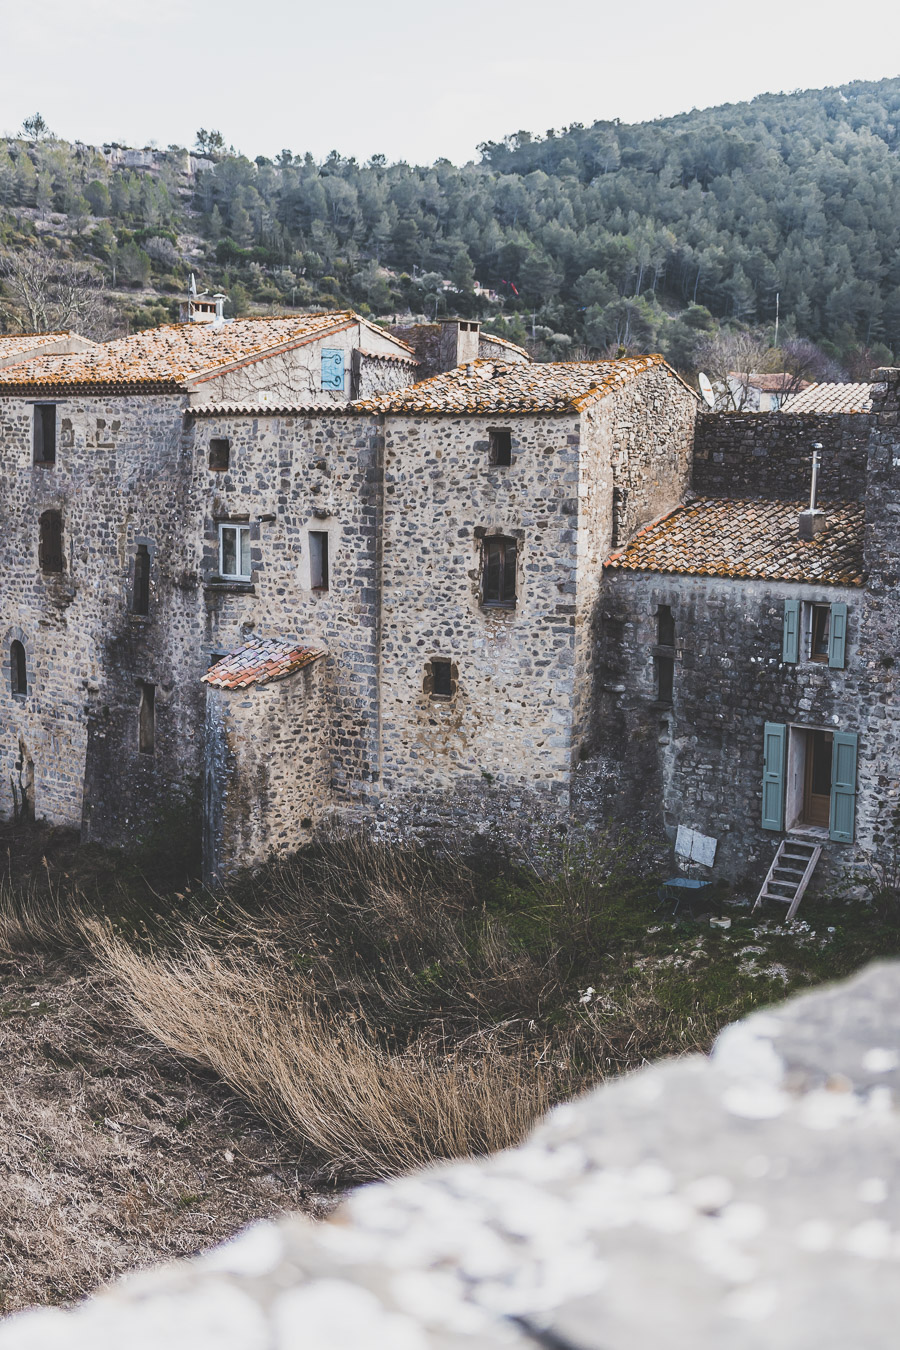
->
[762,722,787,831]
[782,599,800,663]
[829,731,858,843]
[828,603,848,669]
[321,348,345,390]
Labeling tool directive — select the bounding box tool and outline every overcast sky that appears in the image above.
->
[3,0,899,165]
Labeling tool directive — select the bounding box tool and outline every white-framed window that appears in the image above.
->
[219,523,251,580]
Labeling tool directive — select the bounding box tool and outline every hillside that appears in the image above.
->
[2,78,900,374]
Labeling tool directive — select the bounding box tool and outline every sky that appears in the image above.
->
[2,0,900,166]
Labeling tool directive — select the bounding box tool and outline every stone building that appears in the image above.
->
[595,375,900,888]
[0,315,697,879]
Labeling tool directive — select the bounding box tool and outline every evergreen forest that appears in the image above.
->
[3,77,900,376]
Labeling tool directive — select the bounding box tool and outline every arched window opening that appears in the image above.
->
[39,510,64,573]
[133,545,151,615]
[10,641,27,700]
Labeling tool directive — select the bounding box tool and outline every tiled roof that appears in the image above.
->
[0,312,402,394]
[202,639,325,690]
[606,498,864,587]
[728,372,810,394]
[782,382,879,414]
[0,331,83,359]
[358,348,419,366]
[191,401,355,417]
[361,354,682,415]
[479,331,531,360]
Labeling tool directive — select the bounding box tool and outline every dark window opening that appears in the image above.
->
[489,428,512,466]
[482,536,517,607]
[656,654,674,705]
[208,652,227,669]
[10,641,27,700]
[33,405,56,465]
[810,605,831,662]
[657,604,675,648]
[39,510,63,573]
[309,531,330,590]
[138,681,156,754]
[209,437,230,471]
[431,659,452,698]
[133,544,151,615]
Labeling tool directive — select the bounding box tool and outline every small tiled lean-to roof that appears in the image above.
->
[606,498,865,587]
[202,639,325,690]
[361,354,686,415]
[782,382,879,414]
[191,400,355,417]
[0,312,407,395]
[479,330,531,360]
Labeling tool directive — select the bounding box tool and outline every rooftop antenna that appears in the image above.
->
[698,372,715,409]
[799,441,826,539]
[189,273,197,298]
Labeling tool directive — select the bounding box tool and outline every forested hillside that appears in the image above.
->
[2,78,900,376]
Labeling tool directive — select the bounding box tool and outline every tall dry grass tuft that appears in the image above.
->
[87,922,553,1181]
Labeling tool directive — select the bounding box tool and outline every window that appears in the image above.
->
[33,405,56,465]
[309,531,329,590]
[208,437,230,471]
[655,655,674,705]
[133,545,151,615]
[810,605,830,662]
[39,510,63,573]
[783,600,848,668]
[138,681,155,755]
[482,536,517,607]
[488,428,512,466]
[219,523,251,581]
[763,722,858,843]
[657,605,675,648]
[431,659,452,699]
[10,641,27,700]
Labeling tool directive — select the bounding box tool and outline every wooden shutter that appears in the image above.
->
[828,603,848,669]
[782,599,800,663]
[321,348,345,390]
[502,539,517,604]
[762,722,786,831]
[829,731,858,843]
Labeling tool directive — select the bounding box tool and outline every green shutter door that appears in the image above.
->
[829,731,858,843]
[829,603,848,669]
[762,722,787,831]
[782,599,800,663]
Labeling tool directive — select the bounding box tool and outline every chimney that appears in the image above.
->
[799,442,825,539]
[437,319,480,373]
[213,293,227,323]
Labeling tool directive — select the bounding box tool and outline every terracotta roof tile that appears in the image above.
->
[0,312,406,394]
[728,372,810,394]
[606,498,864,587]
[202,639,325,690]
[478,331,531,360]
[782,382,879,414]
[191,401,354,417]
[0,331,84,359]
[360,354,682,415]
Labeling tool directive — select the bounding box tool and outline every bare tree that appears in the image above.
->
[0,248,115,339]
[779,337,847,397]
[694,329,775,410]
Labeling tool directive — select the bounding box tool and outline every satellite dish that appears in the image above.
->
[698,372,715,408]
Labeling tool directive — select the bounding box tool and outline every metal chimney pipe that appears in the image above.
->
[799,442,826,540]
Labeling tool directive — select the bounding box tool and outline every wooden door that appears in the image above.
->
[803,730,833,827]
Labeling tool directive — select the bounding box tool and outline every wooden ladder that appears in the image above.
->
[753,837,822,921]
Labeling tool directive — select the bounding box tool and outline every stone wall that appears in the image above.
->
[5,961,899,1349]
[204,658,330,881]
[592,571,869,884]
[693,411,871,501]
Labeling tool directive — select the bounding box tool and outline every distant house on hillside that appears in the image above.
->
[726,371,810,411]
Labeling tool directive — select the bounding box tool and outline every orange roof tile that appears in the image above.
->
[361,354,684,415]
[606,498,864,587]
[0,312,409,394]
[782,383,878,414]
[0,331,83,359]
[202,639,325,690]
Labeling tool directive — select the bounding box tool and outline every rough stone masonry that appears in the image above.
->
[2,961,899,1349]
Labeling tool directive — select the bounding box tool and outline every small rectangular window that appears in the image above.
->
[482,536,517,607]
[39,510,63,573]
[810,605,831,662]
[309,531,330,590]
[488,428,512,466]
[656,654,674,704]
[133,545,151,615]
[33,405,56,465]
[10,641,27,700]
[431,659,452,698]
[208,437,230,471]
[657,604,675,647]
[219,523,251,580]
[138,681,155,755]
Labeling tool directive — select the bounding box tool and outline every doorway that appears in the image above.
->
[803,729,833,826]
